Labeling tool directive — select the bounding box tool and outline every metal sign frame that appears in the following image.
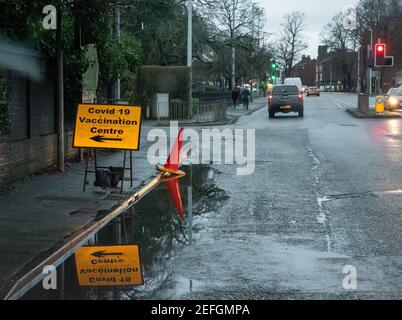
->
[82,149,133,194]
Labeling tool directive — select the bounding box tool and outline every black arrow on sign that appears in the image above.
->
[91,251,123,258]
[90,135,122,143]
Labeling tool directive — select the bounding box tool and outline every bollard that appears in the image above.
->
[376,95,385,114]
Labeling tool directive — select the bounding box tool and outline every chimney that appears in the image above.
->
[318,46,328,60]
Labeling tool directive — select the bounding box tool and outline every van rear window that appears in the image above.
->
[273,86,299,94]
[390,89,402,95]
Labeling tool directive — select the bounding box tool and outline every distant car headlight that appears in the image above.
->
[389,97,398,105]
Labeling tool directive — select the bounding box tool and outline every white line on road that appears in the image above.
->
[308,146,332,252]
[334,98,376,109]
[333,101,346,111]
[372,190,402,196]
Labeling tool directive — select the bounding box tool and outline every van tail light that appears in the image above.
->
[269,95,273,102]
[298,94,303,101]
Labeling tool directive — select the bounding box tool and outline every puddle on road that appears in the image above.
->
[22,165,229,300]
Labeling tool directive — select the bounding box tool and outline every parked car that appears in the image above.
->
[306,87,320,96]
[385,87,402,110]
[268,85,304,118]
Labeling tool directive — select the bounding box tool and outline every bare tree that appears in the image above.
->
[322,0,402,92]
[276,12,308,77]
[321,12,355,50]
[320,12,357,90]
[206,0,260,88]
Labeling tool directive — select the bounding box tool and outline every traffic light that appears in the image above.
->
[374,43,394,67]
[269,60,277,83]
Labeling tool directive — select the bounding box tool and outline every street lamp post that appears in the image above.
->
[187,0,193,115]
[231,0,236,89]
[187,0,192,68]
[250,2,256,102]
[329,51,333,91]
[369,29,373,95]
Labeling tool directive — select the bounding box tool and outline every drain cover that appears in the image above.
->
[105,195,130,201]
[339,124,358,127]
[104,191,135,201]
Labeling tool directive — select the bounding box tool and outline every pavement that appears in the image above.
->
[226,96,267,118]
[346,108,401,119]
[147,92,402,300]
[0,128,161,298]
[329,92,402,118]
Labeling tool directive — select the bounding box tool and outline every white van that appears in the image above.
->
[284,78,303,93]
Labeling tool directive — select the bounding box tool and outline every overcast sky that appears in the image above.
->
[257,0,359,59]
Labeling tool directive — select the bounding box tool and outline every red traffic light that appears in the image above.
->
[376,45,384,53]
[374,43,393,67]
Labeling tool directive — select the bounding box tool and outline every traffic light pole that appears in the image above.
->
[357,47,361,93]
[187,0,192,112]
[369,29,373,96]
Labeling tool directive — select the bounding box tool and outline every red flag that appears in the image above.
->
[164,128,185,219]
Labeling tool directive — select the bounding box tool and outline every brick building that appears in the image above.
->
[291,55,317,87]
[316,45,358,91]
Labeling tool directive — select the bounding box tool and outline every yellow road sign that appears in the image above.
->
[73,104,142,150]
[75,245,143,287]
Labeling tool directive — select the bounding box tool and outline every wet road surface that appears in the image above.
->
[150,92,402,300]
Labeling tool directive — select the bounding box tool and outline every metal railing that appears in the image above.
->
[157,99,231,124]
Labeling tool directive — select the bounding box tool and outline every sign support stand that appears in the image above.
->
[113,217,122,300]
[58,262,65,300]
[73,102,141,194]
[82,149,133,194]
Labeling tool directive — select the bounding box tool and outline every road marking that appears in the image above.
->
[372,190,402,196]
[334,97,377,109]
[333,101,346,111]
[321,190,402,201]
[308,146,333,252]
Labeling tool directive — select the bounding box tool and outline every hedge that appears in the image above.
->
[138,65,191,107]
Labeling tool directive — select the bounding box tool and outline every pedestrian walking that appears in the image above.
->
[232,87,239,108]
[241,87,251,110]
[236,87,242,107]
